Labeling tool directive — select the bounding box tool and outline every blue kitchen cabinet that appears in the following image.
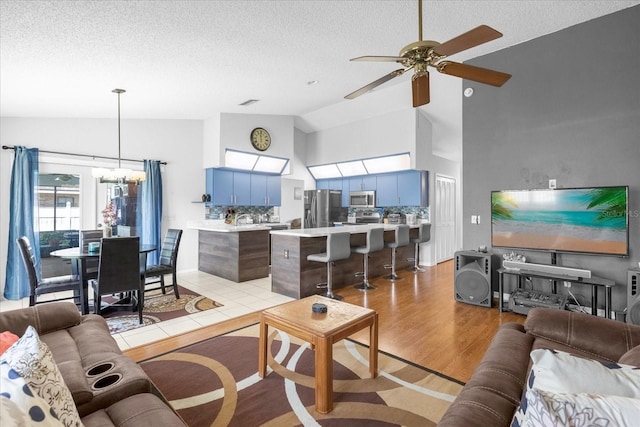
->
[397,170,428,206]
[205,168,214,206]
[316,179,330,190]
[211,169,251,206]
[375,173,398,207]
[252,173,281,206]
[349,175,376,192]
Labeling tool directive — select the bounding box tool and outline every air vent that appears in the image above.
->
[239,99,259,106]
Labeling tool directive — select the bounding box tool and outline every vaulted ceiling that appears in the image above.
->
[2,1,638,141]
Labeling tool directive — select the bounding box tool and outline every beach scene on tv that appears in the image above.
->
[491,187,628,256]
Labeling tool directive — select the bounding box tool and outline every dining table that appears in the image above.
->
[50,243,157,315]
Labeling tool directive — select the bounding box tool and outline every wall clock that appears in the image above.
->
[250,127,271,151]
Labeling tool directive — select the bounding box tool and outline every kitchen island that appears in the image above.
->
[190,222,271,282]
[270,224,423,299]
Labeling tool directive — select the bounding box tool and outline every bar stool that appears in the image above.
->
[383,225,410,281]
[352,227,384,291]
[307,232,352,300]
[408,223,431,273]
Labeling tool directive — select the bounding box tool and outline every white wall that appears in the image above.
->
[203,112,294,170]
[0,117,204,297]
[306,109,417,166]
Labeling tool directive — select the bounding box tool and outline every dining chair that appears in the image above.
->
[79,229,102,279]
[16,236,84,310]
[90,236,143,324]
[143,229,183,300]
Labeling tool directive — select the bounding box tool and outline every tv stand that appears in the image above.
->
[498,267,616,319]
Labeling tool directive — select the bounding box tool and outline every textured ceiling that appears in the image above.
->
[1,0,638,136]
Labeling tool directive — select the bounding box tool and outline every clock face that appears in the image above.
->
[250,127,271,151]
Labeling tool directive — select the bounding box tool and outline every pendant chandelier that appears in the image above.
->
[92,89,146,183]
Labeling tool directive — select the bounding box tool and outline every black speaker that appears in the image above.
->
[627,270,640,325]
[454,250,492,307]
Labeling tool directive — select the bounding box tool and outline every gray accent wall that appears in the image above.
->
[462,5,640,311]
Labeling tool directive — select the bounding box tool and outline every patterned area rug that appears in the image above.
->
[102,286,222,334]
[140,323,463,426]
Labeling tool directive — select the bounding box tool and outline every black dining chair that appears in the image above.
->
[78,229,102,279]
[17,236,84,310]
[143,229,183,300]
[90,236,143,324]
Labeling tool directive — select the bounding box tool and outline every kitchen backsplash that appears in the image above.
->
[348,206,430,222]
[206,206,275,220]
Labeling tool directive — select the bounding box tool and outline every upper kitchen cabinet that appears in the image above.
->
[209,169,251,206]
[375,170,429,207]
[397,170,428,206]
[250,173,282,206]
[315,178,350,207]
[349,175,376,192]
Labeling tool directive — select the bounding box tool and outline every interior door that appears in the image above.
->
[435,174,456,263]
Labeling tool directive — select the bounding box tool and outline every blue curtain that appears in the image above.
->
[4,147,39,300]
[137,160,163,265]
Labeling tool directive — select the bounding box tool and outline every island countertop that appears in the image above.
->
[188,220,277,232]
[269,223,426,238]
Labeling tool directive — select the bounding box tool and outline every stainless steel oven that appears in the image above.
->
[349,191,376,208]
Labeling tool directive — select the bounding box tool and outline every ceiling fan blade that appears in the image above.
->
[433,25,503,57]
[345,68,407,100]
[412,72,430,107]
[350,55,406,62]
[437,61,511,87]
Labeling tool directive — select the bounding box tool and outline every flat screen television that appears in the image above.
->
[491,186,629,256]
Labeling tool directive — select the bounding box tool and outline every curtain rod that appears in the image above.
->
[1,145,167,165]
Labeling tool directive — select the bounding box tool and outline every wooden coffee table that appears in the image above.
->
[258,295,378,414]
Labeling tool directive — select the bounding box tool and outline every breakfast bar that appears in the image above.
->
[270,224,423,299]
[191,223,272,282]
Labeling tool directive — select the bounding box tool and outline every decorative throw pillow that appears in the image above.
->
[511,349,640,426]
[0,360,63,426]
[527,348,640,397]
[0,326,82,427]
[1,331,20,354]
[518,388,640,427]
[619,345,640,368]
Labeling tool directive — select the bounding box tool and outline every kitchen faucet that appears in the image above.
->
[234,213,252,226]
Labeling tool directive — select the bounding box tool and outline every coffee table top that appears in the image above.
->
[262,295,376,338]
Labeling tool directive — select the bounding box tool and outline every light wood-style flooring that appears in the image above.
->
[124,259,525,383]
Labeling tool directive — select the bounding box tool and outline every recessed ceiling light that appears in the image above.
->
[307,80,319,86]
[239,99,259,106]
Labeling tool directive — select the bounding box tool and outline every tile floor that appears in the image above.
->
[0,270,294,351]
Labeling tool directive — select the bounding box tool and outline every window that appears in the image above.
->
[36,173,80,277]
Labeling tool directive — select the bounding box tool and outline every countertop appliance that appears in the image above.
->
[387,213,406,224]
[349,190,376,208]
[354,210,382,224]
[304,190,347,228]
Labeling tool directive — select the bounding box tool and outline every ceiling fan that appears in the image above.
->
[345,0,511,107]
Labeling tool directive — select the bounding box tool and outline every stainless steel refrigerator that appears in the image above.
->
[304,190,347,228]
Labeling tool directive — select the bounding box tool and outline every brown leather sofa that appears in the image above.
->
[0,302,185,426]
[438,308,640,427]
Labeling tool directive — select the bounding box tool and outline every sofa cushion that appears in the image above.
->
[525,308,640,362]
[1,326,82,427]
[619,344,640,367]
[40,313,122,406]
[81,393,185,427]
[438,322,535,427]
[0,302,81,337]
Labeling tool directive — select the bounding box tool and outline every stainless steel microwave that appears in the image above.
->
[349,191,376,208]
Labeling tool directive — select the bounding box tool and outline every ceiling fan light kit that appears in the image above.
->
[346,0,511,107]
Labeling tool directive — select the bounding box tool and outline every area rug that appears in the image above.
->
[102,286,223,334]
[140,323,463,426]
